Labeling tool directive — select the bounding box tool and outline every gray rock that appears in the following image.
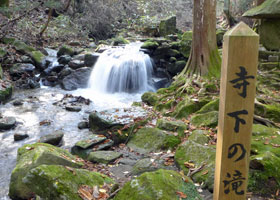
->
[12,100,23,106]
[78,121,89,129]
[61,67,91,91]
[68,60,85,69]
[0,117,16,130]
[58,66,73,79]
[14,133,29,141]
[65,106,81,112]
[10,63,35,77]
[75,134,107,149]
[39,130,64,146]
[84,53,99,67]
[88,151,122,164]
[268,55,279,62]
[58,55,71,65]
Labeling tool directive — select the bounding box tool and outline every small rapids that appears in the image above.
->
[88,42,155,93]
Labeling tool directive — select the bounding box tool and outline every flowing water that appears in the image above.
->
[0,43,155,199]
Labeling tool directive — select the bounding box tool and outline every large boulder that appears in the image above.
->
[141,92,158,106]
[9,63,36,78]
[9,143,83,199]
[57,45,75,57]
[84,53,100,67]
[156,118,187,137]
[175,140,216,190]
[159,16,177,36]
[61,67,91,90]
[249,124,280,194]
[243,0,280,18]
[0,116,16,130]
[23,165,114,200]
[88,151,122,164]
[190,111,219,128]
[114,169,202,200]
[127,127,180,154]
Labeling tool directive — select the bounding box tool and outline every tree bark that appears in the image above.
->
[182,0,221,78]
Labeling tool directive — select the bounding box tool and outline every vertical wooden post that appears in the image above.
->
[214,22,259,200]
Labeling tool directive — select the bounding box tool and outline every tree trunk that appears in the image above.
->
[182,0,221,78]
[0,0,9,7]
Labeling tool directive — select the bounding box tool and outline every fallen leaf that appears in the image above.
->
[78,186,93,200]
[271,143,280,148]
[264,138,270,145]
[176,191,187,198]
[117,130,122,135]
[184,162,195,168]
[202,170,208,175]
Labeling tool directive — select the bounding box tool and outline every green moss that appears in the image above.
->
[248,124,280,194]
[127,127,180,154]
[30,51,45,68]
[207,48,221,78]
[141,92,159,106]
[260,19,280,51]
[114,169,201,200]
[188,130,210,145]
[243,0,280,18]
[24,165,114,200]
[0,48,7,58]
[112,36,129,46]
[196,99,219,114]
[172,98,210,119]
[159,16,177,36]
[9,143,83,200]
[255,103,280,123]
[13,40,35,54]
[175,140,216,190]
[155,99,176,113]
[57,45,74,57]
[1,37,16,44]
[0,84,12,103]
[141,40,159,49]
[156,118,186,138]
[190,111,219,128]
[179,31,192,58]
[0,64,3,79]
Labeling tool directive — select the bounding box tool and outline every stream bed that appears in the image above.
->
[0,86,144,199]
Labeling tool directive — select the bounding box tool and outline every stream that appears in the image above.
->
[0,86,146,199]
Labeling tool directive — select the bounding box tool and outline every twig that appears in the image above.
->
[39,8,53,37]
[187,163,206,178]
[108,188,121,199]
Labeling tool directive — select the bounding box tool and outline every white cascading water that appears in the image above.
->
[88,42,154,93]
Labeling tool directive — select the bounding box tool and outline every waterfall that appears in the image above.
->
[88,42,154,93]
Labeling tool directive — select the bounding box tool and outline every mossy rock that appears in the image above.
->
[175,140,216,190]
[155,98,176,113]
[156,118,187,137]
[89,112,119,131]
[9,143,83,200]
[188,130,210,145]
[167,60,186,75]
[259,62,279,70]
[248,124,280,194]
[159,16,177,36]
[13,40,35,54]
[141,92,159,106]
[112,36,129,46]
[190,111,219,128]
[127,127,180,154]
[243,0,280,18]
[30,50,45,69]
[172,98,210,119]
[23,165,114,200]
[259,19,280,51]
[196,99,219,114]
[88,151,122,164]
[179,31,192,58]
[114,169,202,200]
[255,102,280,123]
[57,45,75,57]
[0,83,13,103]
[140,40,159,50]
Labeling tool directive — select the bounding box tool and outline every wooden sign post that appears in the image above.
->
[214,22,259,200]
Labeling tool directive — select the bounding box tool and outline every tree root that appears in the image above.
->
[187,162,206,178]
